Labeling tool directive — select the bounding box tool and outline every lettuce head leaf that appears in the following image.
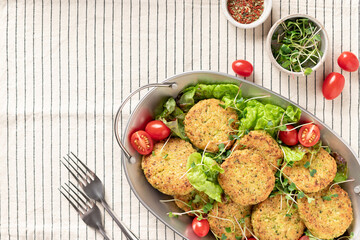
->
[238,99,301,136]
[157,98,176,119]
[186,152,224,202]
[158,118,188,140]
[282,145,306,163]
[177,84,241,112]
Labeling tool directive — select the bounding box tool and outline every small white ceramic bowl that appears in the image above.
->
[266,14,329,76]
[221,0,272,29]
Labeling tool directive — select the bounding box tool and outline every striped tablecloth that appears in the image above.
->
[0,0,359,239]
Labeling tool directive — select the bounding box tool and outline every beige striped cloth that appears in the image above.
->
[0,0,358,239]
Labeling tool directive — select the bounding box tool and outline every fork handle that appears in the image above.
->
[98,226,111,240]
[101,199,140,240]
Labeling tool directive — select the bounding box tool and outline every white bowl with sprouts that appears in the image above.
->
[266,14,329,76]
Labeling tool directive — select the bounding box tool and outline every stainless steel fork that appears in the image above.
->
[59,182,110,240]
[62,152,139,240]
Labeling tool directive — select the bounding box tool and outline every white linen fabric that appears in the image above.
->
[0,0,359,239]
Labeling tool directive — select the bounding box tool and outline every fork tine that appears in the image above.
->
[63,183,88,213]
[70,152,95,176]
[68,182,93,209]
[61,157,87,186]
[59,187,85,215]
[61,160,82,182]
[67,182,89,208]
[67,154,89,177]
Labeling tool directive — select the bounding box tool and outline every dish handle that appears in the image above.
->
[114,82,178,163]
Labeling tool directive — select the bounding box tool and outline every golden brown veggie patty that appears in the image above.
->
[251,194,305,240]
[142,138,195,196]
[218,149,275,206]
[298,185,353,239]
[283,148,337,193]
[232,130,283,173]
[184,98,238,152]
[208,198,253,240]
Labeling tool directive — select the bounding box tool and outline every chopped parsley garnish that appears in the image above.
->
[163,154,168,159]
[310,169,317,177]
[225,227,232,233]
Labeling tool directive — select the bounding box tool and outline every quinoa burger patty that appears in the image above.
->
[184,98,238,153]
[142,138,195,196]
[298,185,353,239]
[208,198,253,240]
[283,148,337,193]
[232,130,283,173]
[251,194,305,240]
[218,149,275,206]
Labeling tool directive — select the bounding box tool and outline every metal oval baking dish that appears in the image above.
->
[114,70,360,240]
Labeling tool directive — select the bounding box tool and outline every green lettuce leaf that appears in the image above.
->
[157,98,187,139]
[159,118,188,140]
[177,84,241,112]
[281,145,306,163]
[157,98,176,119]
[177,87,197,112]
[238,100,301,136]
[283,105,302,123]
[186,152,224,202]
[332,152,348,183]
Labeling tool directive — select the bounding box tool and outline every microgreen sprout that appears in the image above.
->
[272,18,323,75]
[322,193,339,201]
[269,161,315,204]
[329,178,355,190]
[305,229,323,240]
[243,94,271,103]
[159,134,172,152]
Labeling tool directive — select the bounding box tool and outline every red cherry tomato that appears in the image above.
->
[279,125,299,146]
[145,120,171,141]
[322,72,345,100]
[130,130,154,155]
[232,60,253,77]
[247,238,256,240]
[299,236,310,240]
[192,218,210,237]
[337,51,359,72]
[298,124,320,147]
